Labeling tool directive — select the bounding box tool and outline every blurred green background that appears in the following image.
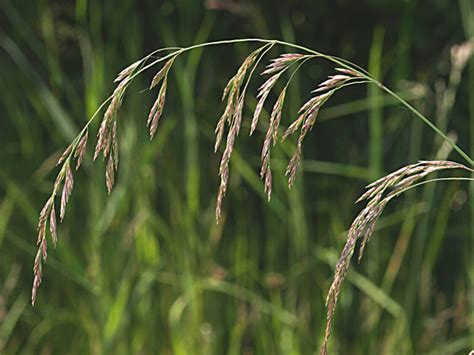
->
[1,0,473,354]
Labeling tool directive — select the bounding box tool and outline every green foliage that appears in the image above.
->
[0,0,473,354]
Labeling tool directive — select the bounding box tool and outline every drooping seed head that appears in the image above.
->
[320,160,471,355]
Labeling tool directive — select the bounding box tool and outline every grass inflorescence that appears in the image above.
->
[30,38,474,354]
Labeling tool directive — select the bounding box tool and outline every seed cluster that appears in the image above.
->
[31,43,473,355]
[320,160,471,355]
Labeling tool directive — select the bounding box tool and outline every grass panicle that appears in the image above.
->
[30,40,474,354]
[74,130,88,171]
[320,160,472,355]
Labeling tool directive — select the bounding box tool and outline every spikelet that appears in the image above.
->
[37,197,52,244]
[57,143,73,166]
[312,74,352,93]
[215,99,244,222]
[146,56,177,140]
[270,88,286,143]
[74,130,88,171]
[31,248,42,305]
[115,60,141,83]
[260,87,287,201]
[150,58,174,89]
[49,204,57,247]
[106,154,115,194]
[112,121,119,171]
[251,73,282,135]
[262,53,308,75]
[60,161,74,222]
[148,79,168,139]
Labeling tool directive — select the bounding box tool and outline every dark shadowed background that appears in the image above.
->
[0,0,473,354]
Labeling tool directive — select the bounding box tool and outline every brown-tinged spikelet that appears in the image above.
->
[335,67,363,77]
[262,53,308,75]
[260,87,287,201]
[147,56,176,140]
[94,78,129,160]
[150,58,174,89]
[60,161,74,222]
[31,248,42,305]
[106,154,115,194]
[112,121,119,171]
[49,204,57,247]
[74,130,88,171]
[32,195,54,305]
[148,79,168,139]
[41,237,47,262]
[215,100,243,222]
[251,73,282,135]
[57,143,73,166]
[214,116,227,153]
[312,74,352,93]
[320,160,471,355]
[94,119,109,161]
[37,197,52,244]
[271,88,286,143]
[115,59,141,83]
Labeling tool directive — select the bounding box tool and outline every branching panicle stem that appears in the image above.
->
[32,38,473,355]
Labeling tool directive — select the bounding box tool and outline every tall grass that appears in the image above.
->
[1,1,473,354]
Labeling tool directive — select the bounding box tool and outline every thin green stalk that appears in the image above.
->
[142,39,474,166]
[395,177,474,195]
[380,85,473,166]
[58,37,473,168]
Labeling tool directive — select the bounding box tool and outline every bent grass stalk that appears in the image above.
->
[31,38,474,354]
